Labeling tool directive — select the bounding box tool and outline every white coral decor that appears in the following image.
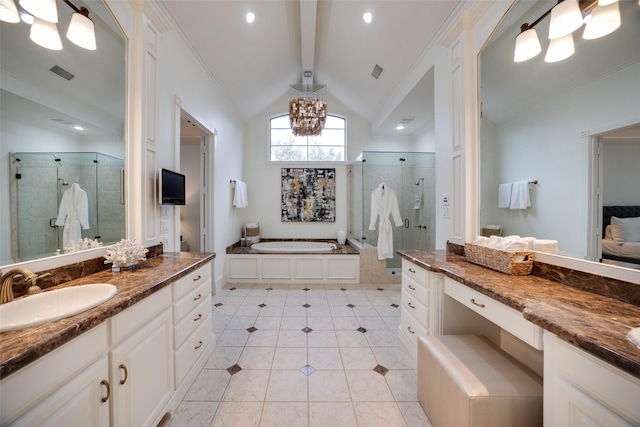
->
[104,239,148,268]
[65,238,103,253]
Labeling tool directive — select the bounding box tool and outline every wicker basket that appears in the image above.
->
[464,243,533,276]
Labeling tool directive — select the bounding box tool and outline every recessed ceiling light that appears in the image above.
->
[73,125,85,131]
[246,12,255,23]
[396,125,404,130]
[363,12,372,24]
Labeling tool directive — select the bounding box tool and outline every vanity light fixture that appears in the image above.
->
[1,0,96,50]
[514,0,622,63]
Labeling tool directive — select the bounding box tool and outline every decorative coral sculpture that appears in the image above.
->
[104,239,148,271]
[65,238,103,253]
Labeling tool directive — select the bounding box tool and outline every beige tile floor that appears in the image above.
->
[170,283,432,427]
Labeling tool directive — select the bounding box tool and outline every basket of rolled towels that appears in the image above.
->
[465,235,557,276]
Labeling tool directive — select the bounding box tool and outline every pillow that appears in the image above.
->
[604,225,613,240]
[610,216,640,243]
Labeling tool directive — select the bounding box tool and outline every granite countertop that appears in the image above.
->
[0,252,215,380]
[398,249,640,380]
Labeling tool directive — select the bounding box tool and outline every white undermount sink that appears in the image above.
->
[0,284,117,332]
[628,327,640,349]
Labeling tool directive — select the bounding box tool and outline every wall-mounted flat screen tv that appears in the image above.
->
[159,168,186,205]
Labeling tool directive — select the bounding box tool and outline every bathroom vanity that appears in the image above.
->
[398,249,640,426]
[0,252,215,426]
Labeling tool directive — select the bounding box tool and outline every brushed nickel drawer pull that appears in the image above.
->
[194,313,202,322]
[408,302,415,309]
[408,268,416,273]
[193,293,202,301]
[470,298,485,308]
[408,284,416,291]
[100,380,110,403]
[407,326,415,334]
[193,275,202,282]
[119,364,128,385]
[194,340,203,350]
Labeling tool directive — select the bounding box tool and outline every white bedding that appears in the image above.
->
[602,238,640,260]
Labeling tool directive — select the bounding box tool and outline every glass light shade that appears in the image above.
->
[19,0,57,22]
[548,0,583,39]
[67,12,96,50]
[30,17,62,50]
[0,0,20,23]
[545,33,575,62]
[583,2,620,40]
[514,28,542,62]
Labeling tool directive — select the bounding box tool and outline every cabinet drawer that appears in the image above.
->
[175,296,211,349]
[175,316,212,385]
[402,260,429,285]
[174,279,212,323]
[400,307,428,350]
[172,263,211,301]
[402,275,429,305]
[444,278,543,350]
[402,290,428,328]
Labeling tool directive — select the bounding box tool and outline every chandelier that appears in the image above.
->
[289,97,327,137]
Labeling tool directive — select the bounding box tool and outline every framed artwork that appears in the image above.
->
[281,168,335,222]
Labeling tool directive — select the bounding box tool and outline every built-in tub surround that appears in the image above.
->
[397,248,640,379]
[0,251,215,379]
[227,238,358,255]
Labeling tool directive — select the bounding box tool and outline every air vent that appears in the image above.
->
[49,65,75,81]
[371,64,383,80]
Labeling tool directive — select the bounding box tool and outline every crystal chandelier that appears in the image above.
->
[289,97,327,137]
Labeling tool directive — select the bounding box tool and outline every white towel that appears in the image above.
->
[533,239,558,254]
[509,181,531,210]
[498,183,512,208]
[522,237,536,250]
[233,180,248,208]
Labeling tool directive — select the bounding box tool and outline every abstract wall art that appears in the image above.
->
[281,168,336,222]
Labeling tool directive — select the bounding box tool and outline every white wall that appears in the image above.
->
[602,139,640,206]
[480,61,640,258]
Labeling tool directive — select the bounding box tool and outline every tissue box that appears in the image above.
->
[465,243,533,276]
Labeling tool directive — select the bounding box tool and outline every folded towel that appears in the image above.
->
[509,181,531,210]
[233,180,248,208]
[503,240,529,252]
[498,183,512,208]
[522,237,536,250]
[473,236,490,246]
[533,239,558,254]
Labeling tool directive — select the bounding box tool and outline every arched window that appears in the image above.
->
[270,114,346,162]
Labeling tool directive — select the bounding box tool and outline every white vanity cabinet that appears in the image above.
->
[399,259,443,360]
[544,332,640,426]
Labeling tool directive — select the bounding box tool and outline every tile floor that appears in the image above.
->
[170,283,433,427]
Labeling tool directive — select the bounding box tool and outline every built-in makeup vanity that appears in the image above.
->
[0,252,215,426]
[398,247,640,426]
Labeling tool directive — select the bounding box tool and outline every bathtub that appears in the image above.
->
[250,241,337,253]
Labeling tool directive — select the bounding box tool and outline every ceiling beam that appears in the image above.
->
[299,0,317,85]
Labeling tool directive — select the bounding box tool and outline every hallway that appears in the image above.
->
[171,283,432,426]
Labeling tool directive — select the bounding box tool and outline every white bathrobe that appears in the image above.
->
[369,183,403,260]
[55,183,90,249]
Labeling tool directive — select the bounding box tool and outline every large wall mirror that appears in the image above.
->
[479,0,640,269]
[0,0,126,265]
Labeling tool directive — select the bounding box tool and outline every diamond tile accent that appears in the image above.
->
[300,364,315,376]
[229,287,237,291]
[266,287,273,291]
[357,327,367,333]
[214,303,223,307]
[258,303,267,308]
[301,327,313,334]
[303,304,311,308]
[390,303,399,308]
[377,288,384,291]
[303,288,310,291]
[227,364,242,375]
[373,364,389,376]
[347,304,355,308]
[340,288,347,291]
[247,326,258,333]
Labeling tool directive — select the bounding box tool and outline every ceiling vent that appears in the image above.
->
[371,64,383,80]
[399,117,416,125]
[49,65,75,81]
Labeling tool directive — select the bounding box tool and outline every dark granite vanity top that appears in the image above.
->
[0,252,215,379]
[397,249,640,380]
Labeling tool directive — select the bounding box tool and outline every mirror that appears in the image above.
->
[479,0,640,264]
[0,0,126,264]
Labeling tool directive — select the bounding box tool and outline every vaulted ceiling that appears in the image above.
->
[158,0,462,137]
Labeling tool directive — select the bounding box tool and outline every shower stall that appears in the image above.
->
[9,152,125,262]
[350,151,436,273]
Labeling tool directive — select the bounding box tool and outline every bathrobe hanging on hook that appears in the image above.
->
[369,183,403,260]
[55,182,90,250]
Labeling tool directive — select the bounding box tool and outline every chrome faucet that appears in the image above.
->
[0,267,45,304]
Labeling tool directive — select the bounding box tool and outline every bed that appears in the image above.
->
[601,206,640,266]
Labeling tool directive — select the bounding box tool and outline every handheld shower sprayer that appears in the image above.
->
[414,178,424,185]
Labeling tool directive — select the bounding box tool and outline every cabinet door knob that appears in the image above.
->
[119,364,128,385]
[193,275,202,282]
[408,268,416,273]
[100,380,110,403]
[194,313,203,322]
[470,298,485,308]
[193,293,202,301]
[194,340,203,350]
[408,284,416,291]
[408,302,415,309]
[407,326,415,334]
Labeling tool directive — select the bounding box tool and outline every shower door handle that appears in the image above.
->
[404,219,409,228]
[49,218,58,228]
